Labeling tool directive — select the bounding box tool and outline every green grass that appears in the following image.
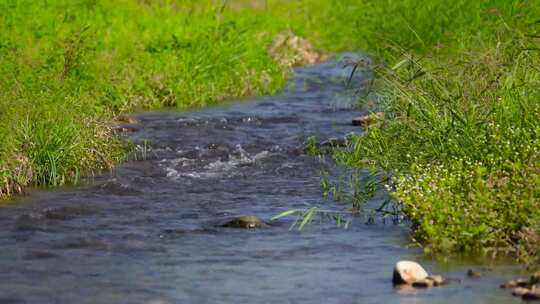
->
[332,0,540,262]
[0,0,290,195]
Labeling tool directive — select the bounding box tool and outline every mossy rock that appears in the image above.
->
[220,215,267,229]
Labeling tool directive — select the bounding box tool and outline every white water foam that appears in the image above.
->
[162,145,272,180]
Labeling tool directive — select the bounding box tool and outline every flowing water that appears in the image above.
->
[0,55,524,304]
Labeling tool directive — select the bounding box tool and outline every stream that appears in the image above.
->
[0,54,524,304]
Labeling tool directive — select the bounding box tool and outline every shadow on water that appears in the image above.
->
[0,54,525,304]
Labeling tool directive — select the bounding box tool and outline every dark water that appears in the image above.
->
[0,54,524,304]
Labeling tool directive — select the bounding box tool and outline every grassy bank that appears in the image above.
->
[0,0,291,195]
[333,1,540,262]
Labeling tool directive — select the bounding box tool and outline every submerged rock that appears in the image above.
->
[427,275,446,286]
[502,270,540,299]
[24,250,58,260]
[467,269,482,278]
[410,275,446,288]
[15,213,47,231]
[501,279,529,289]
[523,290,540,300]
[221,215,267,229]
[43,205,96,221]
[412,278,434,288]
[392,261,429,285]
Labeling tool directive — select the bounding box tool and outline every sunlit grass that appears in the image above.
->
[1,0,289,192]
[334,0,540,262]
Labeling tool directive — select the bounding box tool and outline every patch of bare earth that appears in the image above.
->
[269,31,328,67]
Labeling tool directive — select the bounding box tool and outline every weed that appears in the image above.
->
[304,136,321,156]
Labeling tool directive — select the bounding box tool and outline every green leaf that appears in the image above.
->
[298,207,317,231]
[271,209,300,221]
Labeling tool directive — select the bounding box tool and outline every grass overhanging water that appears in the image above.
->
[0,0,538,262]
[333,1,540,263]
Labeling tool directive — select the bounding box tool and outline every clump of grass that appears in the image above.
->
[335,2,540,261]
[0,0,292,193]
[272,207,353,231]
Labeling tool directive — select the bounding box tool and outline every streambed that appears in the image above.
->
[0,55,523,304]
